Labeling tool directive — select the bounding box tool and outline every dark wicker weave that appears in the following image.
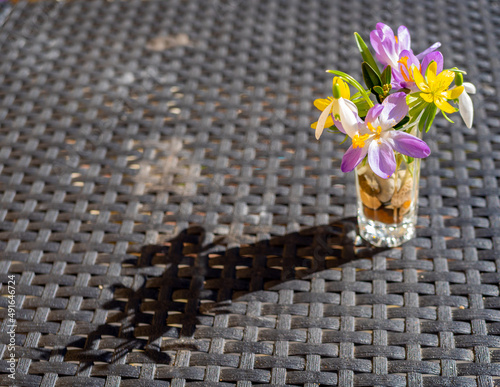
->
[1,0,500,386]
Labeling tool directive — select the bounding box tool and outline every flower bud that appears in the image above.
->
[333,83,342,99]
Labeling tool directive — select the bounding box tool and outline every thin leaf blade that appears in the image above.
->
[418,103,437,132]
[354,32,381,76]
[381,65,392,85]
[362,62,382,92]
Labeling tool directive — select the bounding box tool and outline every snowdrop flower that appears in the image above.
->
[458,81,476,128]
[311,77,358,140]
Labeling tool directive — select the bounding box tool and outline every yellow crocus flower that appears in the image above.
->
[412,62,464,114]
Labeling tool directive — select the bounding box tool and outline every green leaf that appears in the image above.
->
[418,103,438,132]
[340,134,349,145]
[404,156,415,165]
[373,86,385,95]
[393,116,410,130]
[362,62,382,92]
[353,98,371,117]
[407,93,423,108]
[381,65,392,85]
[448,67,467,75]
[441,110,455,124]
[395,153,404,169]
[351,89,372,101]
[418,105,430,132]
[407,95,428,126]
[409,101,426,119]
[354,32,381,76]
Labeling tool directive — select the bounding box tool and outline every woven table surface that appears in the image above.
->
[1,0,500,386]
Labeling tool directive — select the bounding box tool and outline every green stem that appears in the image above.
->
[401,155,414,183]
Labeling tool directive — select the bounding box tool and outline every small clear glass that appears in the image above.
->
[355,156,421,247]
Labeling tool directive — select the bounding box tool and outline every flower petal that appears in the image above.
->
[435,70,455,91]
[426,61,437,84]
[463,82,476,94]
[379,92,409,128]
[391,67,407,89]
[334,77,350,99]
[341,144,369,173]
[333,118,346,134]
[311,115,334,130]
[365,104,384,124]
[314,98,332,111]
[389,131,431,158]
[398,49,419,79]
[459,91,474,128]
[445,85,464,100]
[412,66,430,92]
[420,92,434,103]
[344,98,358,112]
[397,25,411,51]
[335,111,365,135]
[315,100,333,140]
[370,23,398,68]
[416,41,441,60]
[377,22,395,37]
[434,97,456,114]
[368,140,396,179]
[338,98,359,137]
[369,31,384,58]
[421,51,443,75]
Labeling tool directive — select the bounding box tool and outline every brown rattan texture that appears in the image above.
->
[1,0,500,386]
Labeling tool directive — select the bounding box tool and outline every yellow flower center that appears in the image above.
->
[398,56,420,83]
[367,122,383,142]
[427,80,448,100]
[352,133,370,149]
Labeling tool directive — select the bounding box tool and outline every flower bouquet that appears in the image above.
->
[312,23,475,247]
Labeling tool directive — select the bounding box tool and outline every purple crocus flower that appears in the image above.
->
[340,93,431,179]
[370,23,441,71]
[392,50,444,91]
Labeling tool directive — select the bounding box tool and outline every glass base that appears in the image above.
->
[358,210,416,248]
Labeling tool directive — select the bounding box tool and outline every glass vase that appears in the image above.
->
[355,155,421,248]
